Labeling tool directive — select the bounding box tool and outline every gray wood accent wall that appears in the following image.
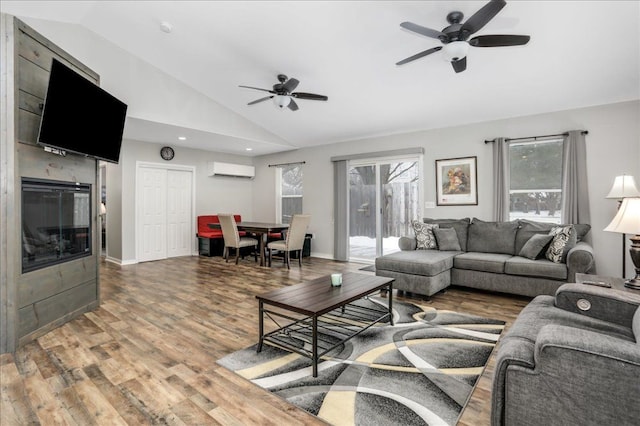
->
[1,14,18,355]
[1,15,102,353]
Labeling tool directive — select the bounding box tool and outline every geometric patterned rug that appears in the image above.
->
[217,296,505,425]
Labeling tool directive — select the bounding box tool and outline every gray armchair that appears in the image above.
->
[492,284,640,426]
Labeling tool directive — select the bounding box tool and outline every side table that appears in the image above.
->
[575,273,633,293]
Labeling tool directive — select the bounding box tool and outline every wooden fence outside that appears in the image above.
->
[349,182,419,238]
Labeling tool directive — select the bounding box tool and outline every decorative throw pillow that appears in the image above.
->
[412,220,439,250]
[433,227,462,251]
[545,225,576,263]
[519,234,554,260]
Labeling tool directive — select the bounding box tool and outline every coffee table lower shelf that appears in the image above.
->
[258,299,392,377]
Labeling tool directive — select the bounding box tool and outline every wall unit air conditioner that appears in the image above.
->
[207,161,255,179]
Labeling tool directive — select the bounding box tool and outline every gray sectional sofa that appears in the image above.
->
[375,218,595,298]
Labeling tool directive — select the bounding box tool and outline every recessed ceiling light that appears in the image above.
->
[245,148,253,151]
[178,136,186,141]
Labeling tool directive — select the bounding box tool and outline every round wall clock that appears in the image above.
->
[160,146,175,161]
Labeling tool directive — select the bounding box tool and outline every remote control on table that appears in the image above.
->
[581,280,612,288]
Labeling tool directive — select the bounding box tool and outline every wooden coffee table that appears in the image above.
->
[256,272,394,377]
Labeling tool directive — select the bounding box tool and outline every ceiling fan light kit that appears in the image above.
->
[442,41,469,62]
[396,0,530,73]
[273,95,291,109]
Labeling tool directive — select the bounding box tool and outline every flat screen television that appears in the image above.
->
[37,58,127,164]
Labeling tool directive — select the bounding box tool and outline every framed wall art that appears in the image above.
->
[435,156,478,206]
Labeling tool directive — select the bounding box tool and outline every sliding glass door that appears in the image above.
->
[348,158,421,262]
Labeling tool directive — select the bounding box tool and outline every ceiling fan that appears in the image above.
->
[239,74,328,111]
[396,0,530,73]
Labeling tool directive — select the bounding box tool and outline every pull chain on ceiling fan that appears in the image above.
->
[396,0,530,73]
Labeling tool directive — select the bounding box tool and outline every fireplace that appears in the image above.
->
[22,178,92,273]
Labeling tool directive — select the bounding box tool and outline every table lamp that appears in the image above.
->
[606,175,640,277]
[604,197,640,289]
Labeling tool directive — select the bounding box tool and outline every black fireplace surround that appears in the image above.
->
[22,178,92,273]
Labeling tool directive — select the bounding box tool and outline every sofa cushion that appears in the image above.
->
[412,221,438,250]
[505,256,568,280]
[199,230,223,239]
[453,252,513,274]
[434,227,461,251]
[519,234,554,260]
[423,218,470,251]
[375,250,458,277]
[515,219,591,254]
[545,225,577,263]
[467,218,519,255]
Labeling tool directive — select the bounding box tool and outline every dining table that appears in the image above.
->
[209,221,289,267]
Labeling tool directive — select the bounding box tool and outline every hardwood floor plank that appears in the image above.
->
[2,256,530,425]
[170,398,221,425]
[0,353,41,425]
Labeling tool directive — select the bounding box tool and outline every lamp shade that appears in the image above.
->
[442,41,469,62]
[606,175,640,199]
[604,197,640,235]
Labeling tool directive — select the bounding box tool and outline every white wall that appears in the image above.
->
[107,139,254,264]
[253,101,640,278]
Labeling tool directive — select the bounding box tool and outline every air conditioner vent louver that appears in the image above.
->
[207,162,255,179]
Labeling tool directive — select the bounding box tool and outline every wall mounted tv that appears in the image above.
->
[37,58,128,164]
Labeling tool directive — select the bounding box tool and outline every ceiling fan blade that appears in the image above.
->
[292,92,328,101]
[461,0,506,36]
[396,46,442,66]
[400,22,447,40]
[469,34,530,47]
[239,85,275,94]
[282,78,300,93]
[247,96,273,105]
[451,57,467,73]
[288,98,299,111]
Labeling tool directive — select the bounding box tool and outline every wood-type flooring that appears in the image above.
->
[1,255,530,425]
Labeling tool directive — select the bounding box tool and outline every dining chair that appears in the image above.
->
[218,214,259,264]
[267,214,311,268]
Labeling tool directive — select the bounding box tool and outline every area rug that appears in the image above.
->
[217,297,505,426]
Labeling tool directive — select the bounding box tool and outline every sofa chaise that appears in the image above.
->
[375,218,595,298]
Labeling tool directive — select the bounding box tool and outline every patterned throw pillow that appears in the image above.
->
[412,220,439,250]
[545,225,575,263]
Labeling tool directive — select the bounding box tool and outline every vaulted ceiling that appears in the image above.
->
[2,1,639,156]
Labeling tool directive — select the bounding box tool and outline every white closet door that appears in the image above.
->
[167,169,192,258]
[139,167,167,262]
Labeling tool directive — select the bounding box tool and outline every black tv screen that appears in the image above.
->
[38,58,127,164]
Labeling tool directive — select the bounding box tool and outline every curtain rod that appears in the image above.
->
[268,161,306,168]
[484,130,588,144]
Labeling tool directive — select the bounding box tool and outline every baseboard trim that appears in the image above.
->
[105,256,137,266]
[310,252,335,260]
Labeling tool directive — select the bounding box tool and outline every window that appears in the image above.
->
[277,164,303,224]
[508,139,563,223]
